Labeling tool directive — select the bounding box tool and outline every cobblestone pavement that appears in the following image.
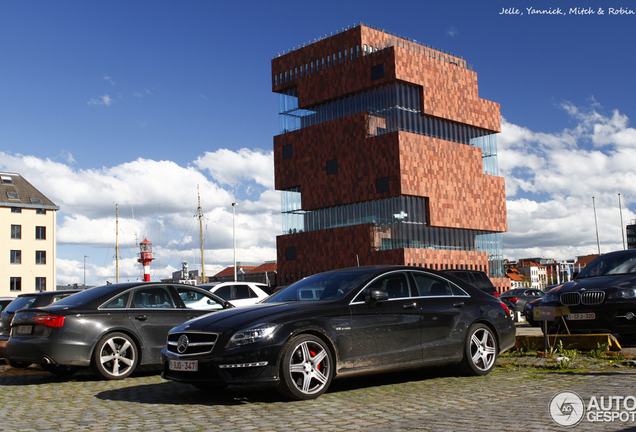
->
[2,359,636,432]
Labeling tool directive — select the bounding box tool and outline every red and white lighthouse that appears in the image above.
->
[137,239,155,282]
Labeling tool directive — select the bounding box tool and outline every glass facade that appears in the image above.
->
[281,189,502,276]
[278,82,499,176]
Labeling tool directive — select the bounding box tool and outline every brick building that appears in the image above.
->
[271,24,508,290]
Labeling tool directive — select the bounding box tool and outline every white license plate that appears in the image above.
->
[567,312,596,321]
[169,359,198,372]
[16,325,32,335]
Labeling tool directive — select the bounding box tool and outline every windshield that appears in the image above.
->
[5,296,37,313]
[266,269,372,303]
[577,252,636,278]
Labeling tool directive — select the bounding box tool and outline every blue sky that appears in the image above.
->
[2,0,635,285]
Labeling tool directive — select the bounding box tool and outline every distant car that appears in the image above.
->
[198,282,274,307]
[523,285,560,326]
[6,283,232,379]
[162,266,515,400]
[530,250,636,335]
[0,297,14,314]
[500,288,545,313]
[0,290,81,363]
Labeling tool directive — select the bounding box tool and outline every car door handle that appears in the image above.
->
[403,302,417,309]
[453,302,465,308]
[134,315,148,321]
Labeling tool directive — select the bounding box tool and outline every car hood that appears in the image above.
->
[559,274,636,293]
[178,301,336,332]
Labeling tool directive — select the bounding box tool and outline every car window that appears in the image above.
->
[214,286,231,300]
[355,272,411,301]
[578,253,636,278]
[5,296,37,313]
[234,285,251,300]
[176,287,224,310]
[268,269,370,303]
[131,286,175,308]
[102,292,130,309]
[51,294,73,303]
[412,273,453,296]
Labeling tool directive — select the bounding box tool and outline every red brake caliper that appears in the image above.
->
[310,350,320,371]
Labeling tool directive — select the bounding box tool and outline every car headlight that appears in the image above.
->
[609,289,636,299]
[544,293,559,302]
[227,323,278,348]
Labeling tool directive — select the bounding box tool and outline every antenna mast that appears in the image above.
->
[198,185,206,283]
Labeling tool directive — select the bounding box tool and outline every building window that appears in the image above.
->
[10,250,21,264]
[30,198,43,204]
[326,159,338,175]
[36,251,46,265]
[321,58,324,70]
[36,277,46,292]
[11,207,21,213]
[11,225,21,239]
[376,177,390,193]
[1,175,14,184]
[284,71,287,83]
[283,144,293,159]
[36,226,46,240]
[274,74,277,86]
[327,56,330,68]
[364,45,368,55]
[339,51,342,64]
[36,209,46,215]
[371,64,385,81]
[7,192,19,199]
[10,277,21,291]
[344,49,348,61]
[286,246,297,261]
[333,53,336,65]
[356,45,360,58]
[294,67,298,79]
[310,62,314,73]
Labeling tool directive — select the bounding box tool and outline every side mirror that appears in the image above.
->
[366,289,389,307]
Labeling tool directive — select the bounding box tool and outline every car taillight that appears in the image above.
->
[33,315,65,328]
[499,302,512,317]
[509,297,519,303]
[494,292,500,298]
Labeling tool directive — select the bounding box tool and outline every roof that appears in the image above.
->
[506,272,524,281]
[250,262,278,273]
[0,172,59,210]
[213,266,257,277]
[573,254,599,268]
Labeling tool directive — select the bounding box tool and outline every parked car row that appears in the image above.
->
[1,266,515,400]
[523,250,636,335]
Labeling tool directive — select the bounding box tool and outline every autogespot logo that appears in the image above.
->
[550,391,585,427]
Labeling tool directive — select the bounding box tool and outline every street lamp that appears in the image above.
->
[84,255,89,288]
[232,203,237,282]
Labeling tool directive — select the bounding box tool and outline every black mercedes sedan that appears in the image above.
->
[532,250,636,335]
[162,266,515,400]
[6,282,231,379]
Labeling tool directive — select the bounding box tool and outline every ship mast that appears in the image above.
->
[198,185,206,283]
[116,202,120,283]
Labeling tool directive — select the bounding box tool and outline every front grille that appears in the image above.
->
[167,331,218,357]
[581,291,605,305]
[560,292,580,306]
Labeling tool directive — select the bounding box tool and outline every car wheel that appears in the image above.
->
[460,323,498,376]
[5,359,31,369]
[41,364,80,376]
[278,334,333,400]
[91,332,139,380]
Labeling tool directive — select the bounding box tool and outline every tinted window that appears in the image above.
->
[132,286,175,308]
[215,286,231,300]
[5,296,38,313]
[176,287,224,310]
[53,286,123,307]
[578,252,636,278]
[412,273,452,296]
[103,292,130,308]
[355,272,410,301]
[234,285,251,299]
[269,269,370,303]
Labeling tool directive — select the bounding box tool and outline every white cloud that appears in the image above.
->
[103,75,115,86]
[194,148,275,190]
[88,94,114,106]
[447,27,458,37]
[499,103,636,261]
[0,150,281,286]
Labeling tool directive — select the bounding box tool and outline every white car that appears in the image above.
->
[198,282,274,307]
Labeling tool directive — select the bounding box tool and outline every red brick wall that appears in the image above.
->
[272,25,500,132]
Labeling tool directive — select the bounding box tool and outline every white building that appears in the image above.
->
[0,172,58,296]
